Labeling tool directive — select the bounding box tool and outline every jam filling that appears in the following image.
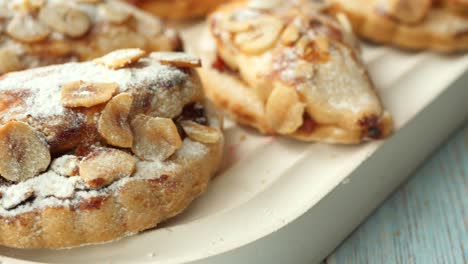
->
[175,102,209,139]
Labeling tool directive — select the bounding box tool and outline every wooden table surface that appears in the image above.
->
[326,123,468,264]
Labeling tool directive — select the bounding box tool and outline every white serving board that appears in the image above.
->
[0,39,468,264]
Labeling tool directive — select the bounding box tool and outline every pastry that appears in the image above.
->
[0,0,182,75]
[126,0,226,20]
[198,0,392,144]
[0,49,224,249]
[329,0,468,52]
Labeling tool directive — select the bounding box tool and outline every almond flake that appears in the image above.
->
[94,49,146,69]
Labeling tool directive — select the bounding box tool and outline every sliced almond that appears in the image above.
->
[336,13,353,34]
[296,35,311,57]
[1,186,34,210]
[50,155,80,177]
[79,148,136,188]
[222,17,252,33]
[61,81,118,108]
[98,93,134,148]
[382,0,431,24]
[131,115,182,161]
[99,2,132,24]
[234,15,284,54]
[180,120,222,144]
[137,15,163,37]
[315,36,329,54]
[6,14,50,43]
[38,5,91,38]
[0,48,23,74]
[0,121,51,182]
[281,23,301,45]
[150,52,201,68]
[94,49,146,70]
[265,83,305,135]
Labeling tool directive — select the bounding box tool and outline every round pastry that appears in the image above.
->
[0,0,182,75]
[0,49,224,249]
[126,0,225,20]
[197,0,392,144]
[329,0,468,52]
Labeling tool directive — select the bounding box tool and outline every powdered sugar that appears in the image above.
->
[0,56,190,120]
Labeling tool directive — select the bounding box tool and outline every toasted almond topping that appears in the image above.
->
[281,24,301,45]
[222,17,252,33]
[99,2,131,24]
[94,49,146,69]
[6,14,50,43]
[382,0,431,24]
[0,121,51,182]
[336,13,353,34]
[296,35,311,56]
[38,5,91,38]
[50,155,80,177]
[137,15,163,36]
[0,48,23,74]
[265,83,305,135]
[79,148,136,188]
[61,81,118,108]
[98,93,134,148]
[180,120,222,144]
[1,186,34,210]
[234,15,284,54]
[131,115,182,161]
[150,52,201,68]
[315,36,329,54]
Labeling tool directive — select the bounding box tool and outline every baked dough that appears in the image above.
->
[0,0,182,75]
[0,49,223,249]
[126,0,225,20]
[198,0,392,144]
[329,0,468,52]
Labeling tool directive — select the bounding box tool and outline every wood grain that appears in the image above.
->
[326,123,468,264]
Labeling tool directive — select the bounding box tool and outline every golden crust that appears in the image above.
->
[126,0,226,20]
[0,0,182,75]
[329,0,468,52]
[199,0,392,144]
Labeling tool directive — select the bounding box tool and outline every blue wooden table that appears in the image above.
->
[326,123,468,264]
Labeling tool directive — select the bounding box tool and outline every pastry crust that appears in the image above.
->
[198,0,392,144]
[0,50,224,249]
[126,0,225,20]
[0,0,182,75]
[329,0,468,52]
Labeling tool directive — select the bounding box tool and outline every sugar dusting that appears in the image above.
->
[0,57,190,120]
[0,139,209,217]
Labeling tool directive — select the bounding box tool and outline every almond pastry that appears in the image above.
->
[329,0,468,52]
[0,0,182,75]
[125,0,225,20]
[198,0,392,144]
[0,50,223,249]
